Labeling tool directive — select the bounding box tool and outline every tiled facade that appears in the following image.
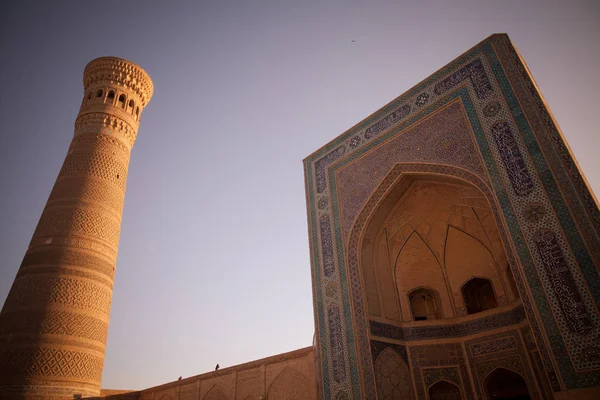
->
[304,33,600,400]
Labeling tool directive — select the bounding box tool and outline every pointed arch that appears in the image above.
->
[359,171,513,323]
[396,230,453,320]
[347,165,528,398]
[462,277,498,314]
[445,226,504,306]
[484,367,530,400]
[428,380,462,400]
[374,347,415,400]
[203,385,228,400]
[267,368,310,400]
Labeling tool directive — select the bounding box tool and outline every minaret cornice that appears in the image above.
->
[83,57,154,108]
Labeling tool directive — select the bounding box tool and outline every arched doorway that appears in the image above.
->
[428,380,462,400]
[485,368,530,400]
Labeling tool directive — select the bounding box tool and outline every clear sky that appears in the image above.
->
[1,0,598,391]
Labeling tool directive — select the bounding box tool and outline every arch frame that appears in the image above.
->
[427,378,464,399]
[482,366,530,400]
[304,34,600,400]
[348,165,532,399]
[444,224,509,307]
[483,365,526,382]
[374,346,416,400]
[427,378,459,390]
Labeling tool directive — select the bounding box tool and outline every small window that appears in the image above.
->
[462,278,498,315]
[118,94,126,109]
[96,89,103,98]
[429,381,462,400]
[128,99,135,114]
[135,107,140,120]
[107,90,115,104]
[409,288,442,321]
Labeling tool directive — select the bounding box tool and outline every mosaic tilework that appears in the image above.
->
[365,105,411,139]
[521,325,554,400]
[491,121,534,196]
[512,257,562,392]
[369,304,525,341]
[409,343,473,400]
[334,390,350,400]
[464,331,539,400]
[370,341,409,364]
[422,367,461,389]
[531,349,555,400]
[319,215,335,278]
[433,59,493,99]
[533,229,592,335]
[373,346,415,400]
[487,36,600,391]
[304,34,600,399]
[327,305,347,383]
[497,37,600,243]
[483,38,600,384]
[315,146,346,194]
[471,337,516,356]
[335,100,485,236]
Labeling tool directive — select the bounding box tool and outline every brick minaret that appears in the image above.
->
[0,57,153,399]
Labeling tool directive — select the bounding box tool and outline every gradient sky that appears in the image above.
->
[1,0,599,390]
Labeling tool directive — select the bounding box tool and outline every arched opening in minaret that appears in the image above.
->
[118,94,126,109]
[359,175,515,323]
[128,99,135,114]
[462,277,497,315]
[135,107,140,121]
[106,90,115,105]
[96,89,103,99]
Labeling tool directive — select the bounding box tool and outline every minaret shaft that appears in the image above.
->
[0,57,153,399]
